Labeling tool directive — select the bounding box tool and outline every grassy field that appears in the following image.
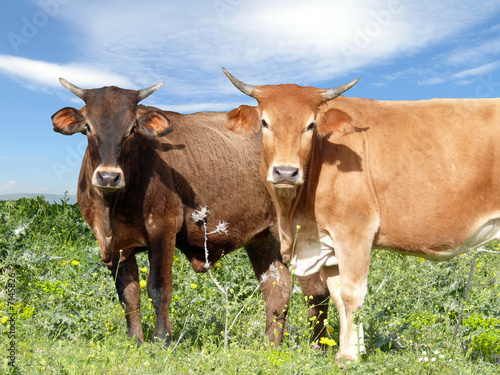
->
[1,196,499,374]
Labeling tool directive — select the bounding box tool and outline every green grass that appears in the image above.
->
[1,196,499,374]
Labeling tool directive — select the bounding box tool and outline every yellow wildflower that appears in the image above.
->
[61,262,67,266]
[139,280,147,289]
[319,337,337,347]
[190,283,198,289]
[71,260,80,266]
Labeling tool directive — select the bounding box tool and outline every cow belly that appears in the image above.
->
[291,236,338,277]
[426,216,500,261]
[382,215,500,261]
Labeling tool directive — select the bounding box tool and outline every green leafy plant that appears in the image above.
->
[1,196,499,374]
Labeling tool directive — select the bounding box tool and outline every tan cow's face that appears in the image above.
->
[256,85,323,188]
[224,70,359,190]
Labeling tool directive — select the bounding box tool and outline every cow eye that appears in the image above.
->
[128,126,136,137]
[261,119,269,129]
[306,122,316,131]
[85,124,92,134]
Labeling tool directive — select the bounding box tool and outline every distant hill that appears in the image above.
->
[0,193,78,204]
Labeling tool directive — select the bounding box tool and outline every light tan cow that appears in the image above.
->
[222,68,500,361]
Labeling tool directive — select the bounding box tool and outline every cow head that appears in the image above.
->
[52,79,171,192]
[223,68,358,189]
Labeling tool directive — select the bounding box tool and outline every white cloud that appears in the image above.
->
[51,0,500,87]
[161,101,254,114]
[0,181,19,194]
[444,37,500,67]
[0,54,134,91]
[3,0,500,100]
[418,77,446,86]
[0,180,50,195]
[452,62,500,79]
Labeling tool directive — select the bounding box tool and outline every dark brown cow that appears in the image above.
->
[51,79,330,347]
[222,69,500,361]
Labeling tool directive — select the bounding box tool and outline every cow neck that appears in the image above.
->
[304,134,323,206]
[86,165,122,264]
[82,139,146,267]
[94,136,149,223]
[275,135,324,261]
[264,152,310,263]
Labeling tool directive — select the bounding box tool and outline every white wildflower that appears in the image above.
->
[214,221,229,235]
[13,219,34,237]
[191,206,209,223]
[292,285,302,294]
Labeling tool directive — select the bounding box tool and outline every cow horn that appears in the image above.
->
[138,82,164,101]
[59,78,86,100]
[222,68,256,97]
[323,78,360,101]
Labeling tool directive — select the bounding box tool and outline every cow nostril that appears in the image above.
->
[273,166,300,184]
[97,171,122,187]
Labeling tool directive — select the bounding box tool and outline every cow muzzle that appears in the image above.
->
[270,165,302,188]
[92,166,125,192]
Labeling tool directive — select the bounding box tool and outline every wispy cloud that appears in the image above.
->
[51,0,500,86]
[0,54,134,91]
[418,77,446,86]
[0,180,51,195]
[162,101,255,114]
[0,180,19,195]
[443,37,500,67]
[452,62,500,79]
[2,0,499,111]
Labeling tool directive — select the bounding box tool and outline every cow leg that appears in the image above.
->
[112,253,144,344]
[147,233,175,347]
[321,265,349,352]
[245,233,291,346]
[295,271,330,344]
[323,243,370,362]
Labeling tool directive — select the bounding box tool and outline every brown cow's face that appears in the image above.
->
[52,82,170,192]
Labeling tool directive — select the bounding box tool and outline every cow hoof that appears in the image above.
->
[335,350,361,367]
[152,334,171,349]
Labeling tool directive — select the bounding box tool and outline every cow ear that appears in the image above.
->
[136,108,171,138]
[51,107,86,135]
[225,105,260,134]
[316,108,355,140]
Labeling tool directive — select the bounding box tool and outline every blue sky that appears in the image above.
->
[1,0,500,196]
